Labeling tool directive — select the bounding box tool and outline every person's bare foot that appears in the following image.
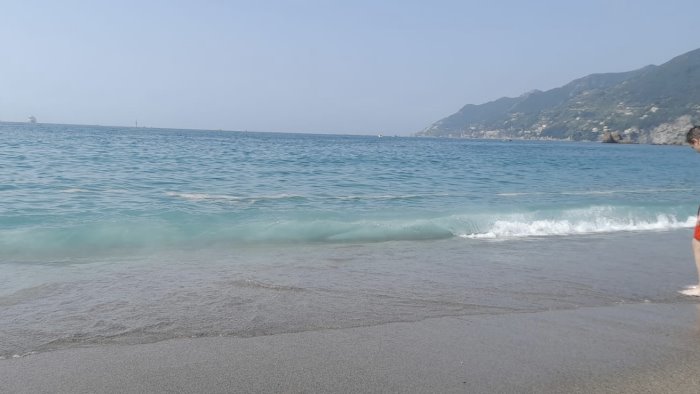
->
[680,286,700,296]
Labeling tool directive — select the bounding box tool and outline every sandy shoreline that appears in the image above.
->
[2,302,700,393]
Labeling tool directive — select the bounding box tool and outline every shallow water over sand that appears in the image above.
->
[1,229,696,357]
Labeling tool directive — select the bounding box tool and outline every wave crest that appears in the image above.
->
[461,214,694,239]
[1,206,695,260]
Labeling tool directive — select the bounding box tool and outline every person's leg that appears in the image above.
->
[693,238,700,286]
[680,211,700,296]
[681,229,700,296]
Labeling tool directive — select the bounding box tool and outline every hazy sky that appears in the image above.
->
[1,0,699,134]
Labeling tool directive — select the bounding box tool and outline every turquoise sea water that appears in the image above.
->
[1,122,699,357]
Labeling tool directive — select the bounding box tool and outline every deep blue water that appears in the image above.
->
[1,122,698,358]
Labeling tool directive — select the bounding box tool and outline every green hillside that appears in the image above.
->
[418,48,700,144]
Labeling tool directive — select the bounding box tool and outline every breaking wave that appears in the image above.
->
[461,214,694,239]
[0,205,695,260]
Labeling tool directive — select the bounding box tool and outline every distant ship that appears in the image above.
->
[28,116,37,124]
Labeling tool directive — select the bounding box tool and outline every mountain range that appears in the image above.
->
[417,48,700,144]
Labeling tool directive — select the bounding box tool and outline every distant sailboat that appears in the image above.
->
[28,116,37,124]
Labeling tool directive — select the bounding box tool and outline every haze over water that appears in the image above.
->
[1,122,697,358]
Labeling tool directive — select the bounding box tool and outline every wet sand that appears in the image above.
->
[3,302,700,393]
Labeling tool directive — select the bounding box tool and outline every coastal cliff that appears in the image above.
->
[418,48,700,144]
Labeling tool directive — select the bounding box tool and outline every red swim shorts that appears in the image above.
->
[695,206,700,241]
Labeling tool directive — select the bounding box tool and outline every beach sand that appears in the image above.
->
[2,302,700,393]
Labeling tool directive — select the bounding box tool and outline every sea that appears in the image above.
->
[1,122,699,358]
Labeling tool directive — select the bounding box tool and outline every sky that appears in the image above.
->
[1,0,699,135]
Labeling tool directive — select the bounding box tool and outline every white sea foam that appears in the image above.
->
[496,192,543,197]
[561,188,694,196]
[332,193,445,201]
[166,192,240,201]
[166,192,447,203]
[62,188,88,193]
[165,192,301,203]
[497,188,693,197]
[461,214,695,239]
